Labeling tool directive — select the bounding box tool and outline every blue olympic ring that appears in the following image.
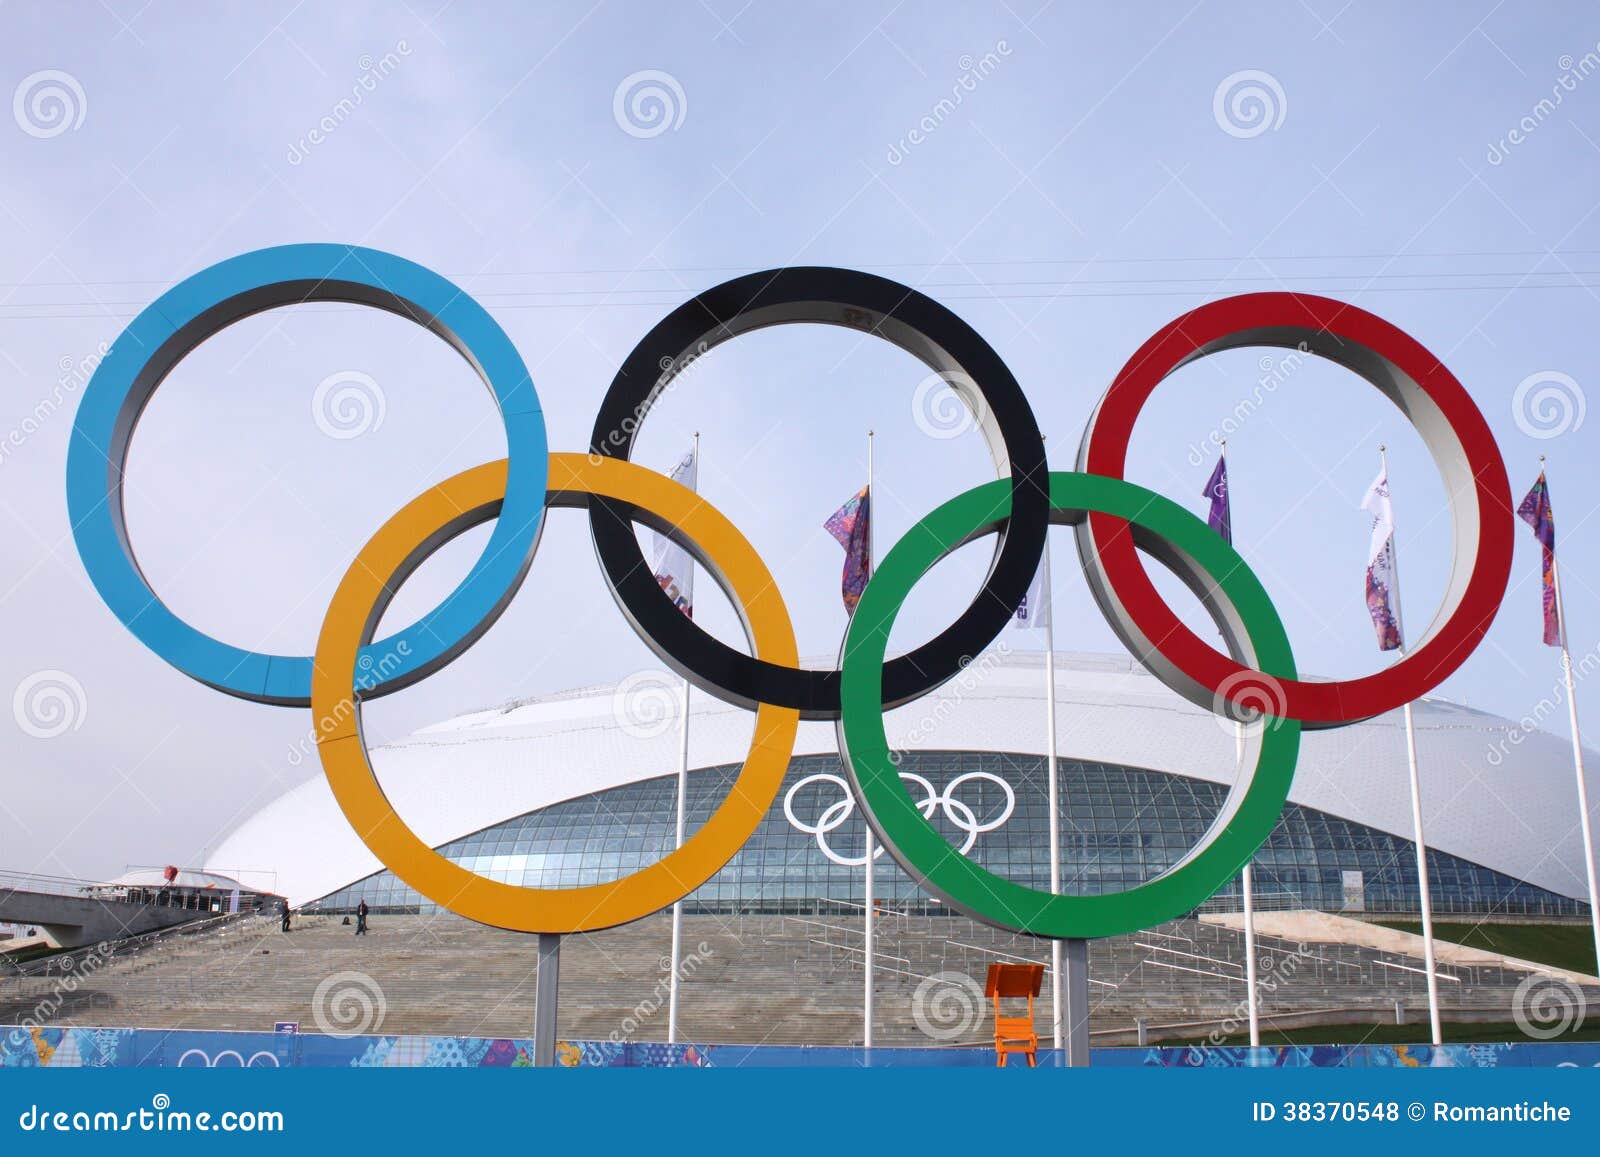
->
[65,244,548,705]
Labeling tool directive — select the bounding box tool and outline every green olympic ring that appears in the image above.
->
[838,471,1300,939]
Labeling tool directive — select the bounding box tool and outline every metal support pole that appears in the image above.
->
[1381,446,1441,1045]
[1063,937,1090,1067]
[667,677,690,1043]
[534,932,561,1067]
[1242,861,1260,1047]
[1548,494,1600,976]
[1236,703,1260,1048]
[1043,534,1063,1054]
[863,430,875,1051]
[667,432,698,1044]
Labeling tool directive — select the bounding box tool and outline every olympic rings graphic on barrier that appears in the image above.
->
[176,1049,279,1067]
[783,771,1015,867]
[68,244,1511,939]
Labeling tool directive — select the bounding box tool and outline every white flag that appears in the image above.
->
[651,446,697,617]
[1012,554,1051,632]
[1360,467,1402,651]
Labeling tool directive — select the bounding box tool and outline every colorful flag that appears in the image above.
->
[824,485,872,614]
[1013,553,1051,632]
[1203,456,1232,545]
[650,445,698,617]
[1516,471,1561,647]
[1361,467,1402,652]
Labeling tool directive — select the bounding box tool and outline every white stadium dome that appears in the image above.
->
[209,650,1597,910]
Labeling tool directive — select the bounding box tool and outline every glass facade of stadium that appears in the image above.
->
[311,752,1586,918]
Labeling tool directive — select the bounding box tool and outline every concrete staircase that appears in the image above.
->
[1,908,1577,1046]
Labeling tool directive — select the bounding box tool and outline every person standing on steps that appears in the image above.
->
[280,898,291,933]
[355,899,369,936]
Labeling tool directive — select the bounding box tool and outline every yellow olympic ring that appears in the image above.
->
[311,453,800,933]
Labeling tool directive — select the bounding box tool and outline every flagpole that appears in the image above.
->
[863,429,876,1051]
[1382,444,1443,1045]
[667,431,699,1045]
[1220,440,1261,1049]
[1543,458,1600,975]
[1044,516,1063,1054]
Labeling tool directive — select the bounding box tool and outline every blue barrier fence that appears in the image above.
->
[4,1025,1599,1068]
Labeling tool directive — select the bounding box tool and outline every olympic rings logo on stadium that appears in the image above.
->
[784,771,1015,867]
[66,243,1514,941]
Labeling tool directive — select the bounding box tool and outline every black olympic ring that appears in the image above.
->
[586,266,1050,720]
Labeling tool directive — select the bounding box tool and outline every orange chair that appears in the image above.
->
[985,962,1045,1067]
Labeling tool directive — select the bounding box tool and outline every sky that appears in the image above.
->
[1,1,1598,883]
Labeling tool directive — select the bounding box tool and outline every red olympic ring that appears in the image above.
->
[1076,292,1514,728]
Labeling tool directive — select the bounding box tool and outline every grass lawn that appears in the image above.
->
[1369,920,1596,975]
[0,943,63,966]
[1173,1018,1600,1047]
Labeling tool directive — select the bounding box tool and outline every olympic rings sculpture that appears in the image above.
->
[68,243,1514,939]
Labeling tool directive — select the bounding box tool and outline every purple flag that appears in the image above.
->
[1516,471,1561,647]
[824,486,872,614]
[1360,468,1402,652]
[1203,457,1232,545]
